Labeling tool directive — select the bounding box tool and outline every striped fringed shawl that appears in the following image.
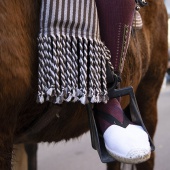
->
[37,0,114,104]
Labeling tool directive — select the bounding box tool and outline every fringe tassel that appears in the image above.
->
[37,35,114,104]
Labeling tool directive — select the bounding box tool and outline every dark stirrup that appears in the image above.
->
[86,86,155,163]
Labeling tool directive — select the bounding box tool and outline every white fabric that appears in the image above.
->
[37,0,114,104]
[103,124,151,161]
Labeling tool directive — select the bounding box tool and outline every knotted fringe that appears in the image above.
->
[37,34,114,104]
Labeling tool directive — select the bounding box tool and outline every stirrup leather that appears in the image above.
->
[86,86,155,163]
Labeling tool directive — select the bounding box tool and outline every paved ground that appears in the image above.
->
[154,85,170,170]
[37,85,170,170]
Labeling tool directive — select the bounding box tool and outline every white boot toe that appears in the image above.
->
[103,124,151,164]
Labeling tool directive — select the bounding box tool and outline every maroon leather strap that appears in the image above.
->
[95,0,135,74]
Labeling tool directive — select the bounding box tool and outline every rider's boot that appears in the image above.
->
[94,0,151,164]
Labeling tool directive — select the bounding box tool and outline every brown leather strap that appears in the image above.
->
[14,104,61,143]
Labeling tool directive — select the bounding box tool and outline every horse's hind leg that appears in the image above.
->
[25,143,38,170]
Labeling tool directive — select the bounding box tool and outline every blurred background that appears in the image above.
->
[165,0,170,84]
[36,1,170,170]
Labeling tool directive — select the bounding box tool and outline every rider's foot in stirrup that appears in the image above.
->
[95,98,151,164]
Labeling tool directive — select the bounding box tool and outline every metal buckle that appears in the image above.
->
[86,86,155,163]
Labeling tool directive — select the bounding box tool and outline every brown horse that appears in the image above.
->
[0,0,168,170]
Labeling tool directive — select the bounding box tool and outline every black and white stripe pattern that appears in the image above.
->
[39,0,100,39]
[37,0,114,104]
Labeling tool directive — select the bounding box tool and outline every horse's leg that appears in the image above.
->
[0,96,26,169]
[134,54,167,170]
[0,116,16,170]
[134,78,158,170]
[25,143,38,170]
[0,96,21,169]
[12,144,37,170]
[12,144,28,170]
[107,162,120,170]
[0,96,28,170]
